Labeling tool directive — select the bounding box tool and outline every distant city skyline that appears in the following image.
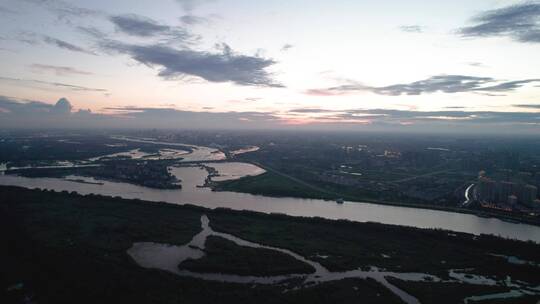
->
[0,0,539,132]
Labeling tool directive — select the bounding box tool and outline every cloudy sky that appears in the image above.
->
[0,0,539,133]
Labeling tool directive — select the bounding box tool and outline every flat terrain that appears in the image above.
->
[1,186,539,303]
[214,171,335,199]
[179,236,316,276]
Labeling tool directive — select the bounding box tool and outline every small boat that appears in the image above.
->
[336,198,344,204]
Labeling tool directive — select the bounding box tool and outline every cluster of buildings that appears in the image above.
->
[93,161,180,189]
[476,176,539,209]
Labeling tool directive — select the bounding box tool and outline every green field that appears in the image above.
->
[214,171,336,200]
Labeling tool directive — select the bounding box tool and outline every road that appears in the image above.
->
[392,169,452,183]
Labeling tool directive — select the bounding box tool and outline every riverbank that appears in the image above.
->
[1,168,540,242]
[1,186,539,303]
[213,170,540,227]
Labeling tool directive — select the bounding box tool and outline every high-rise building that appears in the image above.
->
[477,177,497,202]
[498,181,515,203]
[521,185,538,206]
[508,195,518,206]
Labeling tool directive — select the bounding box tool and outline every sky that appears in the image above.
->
[0,0,539,133]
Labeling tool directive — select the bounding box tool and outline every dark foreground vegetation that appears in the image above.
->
[1,186,539,303]
[179,236,316,276]
[209,209,540,285]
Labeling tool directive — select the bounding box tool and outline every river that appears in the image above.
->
[128,215,539,304]
[1,163,539,243]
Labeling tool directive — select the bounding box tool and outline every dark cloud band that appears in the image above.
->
[308,75,540,96]
[102,41,283,87]
[459,3,540,43]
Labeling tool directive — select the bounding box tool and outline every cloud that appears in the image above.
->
[0,96,55,114]
[514,104,540,109]
[109,14,191,41]
[467,62,487,68]
[180,14,209,25]
[77,26,107,39]
[309,75,540,96]
[459,2,540,43]
[110,14,170,37]
[286,107,540,126]
[42,35,95,55]
[289,108,339,113]
[21,0,102,20]
[176,0,215,12]
[51,97,73,114]
[0,5,18,14]
[363,108,540,124]
[13,32,94,54]
[30,64,92,76]
[102,41,283,87]
[305,89,346,96]
[1,96,539,133]
[0,76,107,93]
[281,44,294,51]
[475,79,540,92]
[0,96,284,129]
[399,25,424,33]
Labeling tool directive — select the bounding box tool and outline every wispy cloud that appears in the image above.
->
[109,14,192,42]
[77,26,107,39]
[281,44,294,52]
[466,62,487,68]
[305,89,346,96]
[110,14,171,37]
[308,75,540,96]
[21,0,102,19]
[289,108,339,113]
[514,104,540,109]
[287,107,540,125]
[176,0,215,12]
[13,32,95,55]
[180,14,209,25]
[399,25,425,33]
[459,2,540,43]
[0,76,107,93]
[42,35,95,55]
[30,64,92,76]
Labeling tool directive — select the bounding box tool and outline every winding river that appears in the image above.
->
[128,215,540,304]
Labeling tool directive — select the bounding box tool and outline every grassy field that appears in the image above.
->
[1,186,539,303]
[214,171,336,200]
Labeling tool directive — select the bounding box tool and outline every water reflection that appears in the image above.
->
[128,215,540,304]
[128,215,425,304]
